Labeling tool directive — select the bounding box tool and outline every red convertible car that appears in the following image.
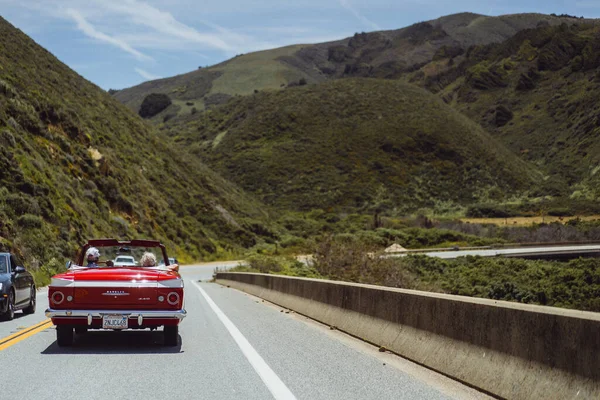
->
[45,239,186,347]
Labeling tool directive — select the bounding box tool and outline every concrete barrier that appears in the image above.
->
[216,272,600,399]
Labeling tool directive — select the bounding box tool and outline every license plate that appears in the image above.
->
[102,314,128,329]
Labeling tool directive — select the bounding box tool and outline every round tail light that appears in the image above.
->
[167,292,180,305]
[52,291,65,305]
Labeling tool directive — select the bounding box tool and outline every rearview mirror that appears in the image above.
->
[66,261,72,269]
[14,266,26,273]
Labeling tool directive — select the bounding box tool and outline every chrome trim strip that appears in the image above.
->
[48,280,184,289]
[45,308,187,320]
[51,278,73,287]
[158,278,185,288]
[102,291,130,296]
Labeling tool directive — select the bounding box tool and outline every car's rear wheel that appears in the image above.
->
[1,290,15,321]
[23,285,36,314]
[56,326,74,347]
[164,325,179,346]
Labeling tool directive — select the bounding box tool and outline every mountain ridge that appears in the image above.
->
[113,12,590,116]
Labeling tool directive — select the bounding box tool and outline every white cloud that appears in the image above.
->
[94,0,237,52]
[66,8,152,61]
[338,0,381,31]
[134,67,161,80]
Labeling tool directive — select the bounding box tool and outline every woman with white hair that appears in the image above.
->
[139,252,157,267]
[140,251,179,271]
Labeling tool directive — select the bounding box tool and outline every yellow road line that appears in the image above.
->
[0,319,53,351]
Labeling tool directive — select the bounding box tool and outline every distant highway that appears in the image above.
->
[394,244,600,260]
[1,262,487,400]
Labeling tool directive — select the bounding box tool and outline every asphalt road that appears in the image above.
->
[387,244,600,260]
[1,262,488,400]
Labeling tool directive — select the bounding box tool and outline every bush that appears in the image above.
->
[548,208,573,217]
[30,257,65,287]
[247,254,282,273]
[4,193,41,217]
[238,254,321,277]
[138,93,172,118]
[466,203,516,218]
[16,214,43,229]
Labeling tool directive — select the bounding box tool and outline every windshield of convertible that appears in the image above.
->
[83,246,167,268]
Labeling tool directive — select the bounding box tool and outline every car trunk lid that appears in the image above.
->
[72,268,159,306]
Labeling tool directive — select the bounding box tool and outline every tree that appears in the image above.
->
[138,93,172,118]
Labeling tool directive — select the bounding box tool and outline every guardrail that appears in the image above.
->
[215,272,600,399]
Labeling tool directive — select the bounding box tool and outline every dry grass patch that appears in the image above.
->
[461,215,600,226]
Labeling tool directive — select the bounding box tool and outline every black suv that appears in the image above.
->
[0,253,36,320]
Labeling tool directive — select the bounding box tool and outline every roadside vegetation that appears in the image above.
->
[231,214,600,312]
[231,240,600,313]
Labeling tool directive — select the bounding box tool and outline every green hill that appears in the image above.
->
[405,22,600,199]
[113,13,583,119]
[161,79,539,212]
[0,16,274,278]
[112,12,600,213]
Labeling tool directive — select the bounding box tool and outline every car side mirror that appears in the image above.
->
[14,266,26,273]
[66,261,72,269]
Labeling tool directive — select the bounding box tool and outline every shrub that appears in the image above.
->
[466,203,516,218]
[548,208,573,217]
[16,214,43,229]
[246,254,282,273]
[4,193,41,217]
[327,45,349,62]
[138,93,172,118]
[163,113,176,123]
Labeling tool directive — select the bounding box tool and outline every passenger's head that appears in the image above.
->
[85,247,100,263]
[140,252,156,267]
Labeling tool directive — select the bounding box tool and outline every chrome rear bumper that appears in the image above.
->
[45,308,187,320]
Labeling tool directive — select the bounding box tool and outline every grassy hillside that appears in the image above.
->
[113,13,582,120]
[405,22,600,199]
[0,17,276,281]
[161,79,538,213]
[111,12,600,215]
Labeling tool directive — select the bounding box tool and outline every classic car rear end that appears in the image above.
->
[45,239,186,347]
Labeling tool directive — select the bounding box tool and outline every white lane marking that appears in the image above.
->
[191,280,296,400]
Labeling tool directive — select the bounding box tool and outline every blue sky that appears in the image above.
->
[0,0,598,90]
